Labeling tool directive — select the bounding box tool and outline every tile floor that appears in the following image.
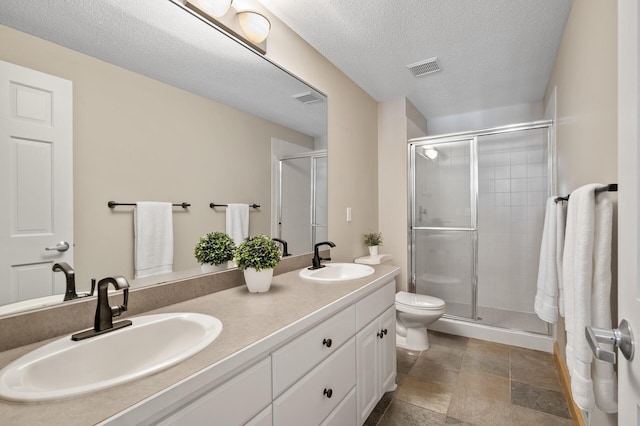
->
[365,331,573,426]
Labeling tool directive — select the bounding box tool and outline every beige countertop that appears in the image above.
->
[0,264,399,425]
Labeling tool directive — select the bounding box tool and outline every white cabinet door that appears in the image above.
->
[356,305,397,426]
[0,60,73,305]
[356,319,380,425]
[379,306,397,394]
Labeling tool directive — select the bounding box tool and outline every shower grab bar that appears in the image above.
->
[108,201,190,208]
[554,183,617,203]
[210,203,260,209]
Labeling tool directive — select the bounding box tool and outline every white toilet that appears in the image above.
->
[395,291,446,351]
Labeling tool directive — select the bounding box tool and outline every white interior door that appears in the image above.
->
[0,60,73,305]
[618,2,640,423]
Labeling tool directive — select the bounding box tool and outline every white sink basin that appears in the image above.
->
[0,312,222,402]
[299,263,375,282]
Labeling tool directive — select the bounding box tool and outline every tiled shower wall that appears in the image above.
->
[476,129,548,313]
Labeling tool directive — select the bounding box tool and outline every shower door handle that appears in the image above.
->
[585,319,635,364]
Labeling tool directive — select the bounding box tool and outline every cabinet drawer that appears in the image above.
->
[320,387,356,426]
[246,405,272,426]
[158,358,271,426]
[273,338,356,426]
[272,305,355,396]
[356,280,395,331]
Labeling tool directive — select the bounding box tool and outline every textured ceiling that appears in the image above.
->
[260,0,573,120]
[0,0,326,137]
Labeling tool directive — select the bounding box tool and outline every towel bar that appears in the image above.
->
[108,201,190,208]
[210,203,260,209]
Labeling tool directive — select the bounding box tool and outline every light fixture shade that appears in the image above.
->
[423,147,439,160]
[237,11,271,44]
[193,0,232,18]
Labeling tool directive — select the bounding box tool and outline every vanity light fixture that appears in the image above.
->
[237,10,271,44]
[183,0,270,54]
[191,0,232,18]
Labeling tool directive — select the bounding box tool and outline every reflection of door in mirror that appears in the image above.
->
[0,60,73,305]
[271,139,327,256]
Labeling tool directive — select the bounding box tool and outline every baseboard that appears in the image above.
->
[554,342,586,426]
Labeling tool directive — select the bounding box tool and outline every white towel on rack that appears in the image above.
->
[134,202,174,279]
[535,197,560,323]
[226,204,249,246]
[591,194,617,413]
[556,201,567,317]
[563,183,615,413]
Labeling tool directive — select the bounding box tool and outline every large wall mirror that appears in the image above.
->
[0,0,328,316]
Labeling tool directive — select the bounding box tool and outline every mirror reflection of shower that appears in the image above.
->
[271,139,327,256]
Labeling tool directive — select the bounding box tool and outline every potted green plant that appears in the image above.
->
[194,232,236,273]
[235,234,282,293]
[364,232,383,256]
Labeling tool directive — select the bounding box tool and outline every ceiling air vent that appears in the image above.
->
[407,57,441,77]
[292,91,322,104]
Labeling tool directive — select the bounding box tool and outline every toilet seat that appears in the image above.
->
[395,291,445,311]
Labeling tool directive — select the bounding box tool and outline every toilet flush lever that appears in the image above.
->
[585,319,635,364]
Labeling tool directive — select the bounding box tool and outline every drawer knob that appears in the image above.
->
[323,388,333,398]
[383,328,388,335]
[323,338,332,348]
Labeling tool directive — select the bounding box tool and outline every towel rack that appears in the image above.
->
[554,183,618,203]
[108,201,190,208]
[210,203,260,209]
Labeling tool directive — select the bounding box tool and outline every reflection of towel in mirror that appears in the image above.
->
[134,202,174,279]
[563,184,616,413]
[226,204,249,246]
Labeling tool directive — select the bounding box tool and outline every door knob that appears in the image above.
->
[585,318,635,364]
[45,241,70,252]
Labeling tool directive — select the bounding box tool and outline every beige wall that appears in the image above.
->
[544,0,618,424]
[0,24,313,287]
[262,10,380,262]
[377,98,427,291]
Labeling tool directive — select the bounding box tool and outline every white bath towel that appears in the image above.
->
[535,197,560,323]
[134,202,174,279]
[563,184,597,412]
[226,203,249,246]
[563,183,616,413]
[591,195,617,413]
[556,201,567,317]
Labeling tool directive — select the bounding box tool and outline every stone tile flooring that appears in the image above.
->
[365,331,573,426]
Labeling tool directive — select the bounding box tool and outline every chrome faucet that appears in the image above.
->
[52,262,95,301]
[72,275,132,341]
[272,238,291,257]
[310,241,336,270]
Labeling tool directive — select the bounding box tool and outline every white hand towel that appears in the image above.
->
[226,204,250,246]
[591,195,617,412]
[134,202,173,279]
[556,201,567,317]
[563,184,600,412]
[535,197,560,323]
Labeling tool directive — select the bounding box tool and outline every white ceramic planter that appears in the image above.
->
[201,261,233,273]
[368,246,379,256]
[243,268,273,293]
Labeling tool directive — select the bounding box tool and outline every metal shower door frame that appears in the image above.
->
[277,150,328,250]
[407,120,553,323]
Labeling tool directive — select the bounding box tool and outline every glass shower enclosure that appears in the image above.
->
[409,121,553,335]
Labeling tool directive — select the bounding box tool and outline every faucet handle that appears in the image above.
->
[110,287,129,317]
